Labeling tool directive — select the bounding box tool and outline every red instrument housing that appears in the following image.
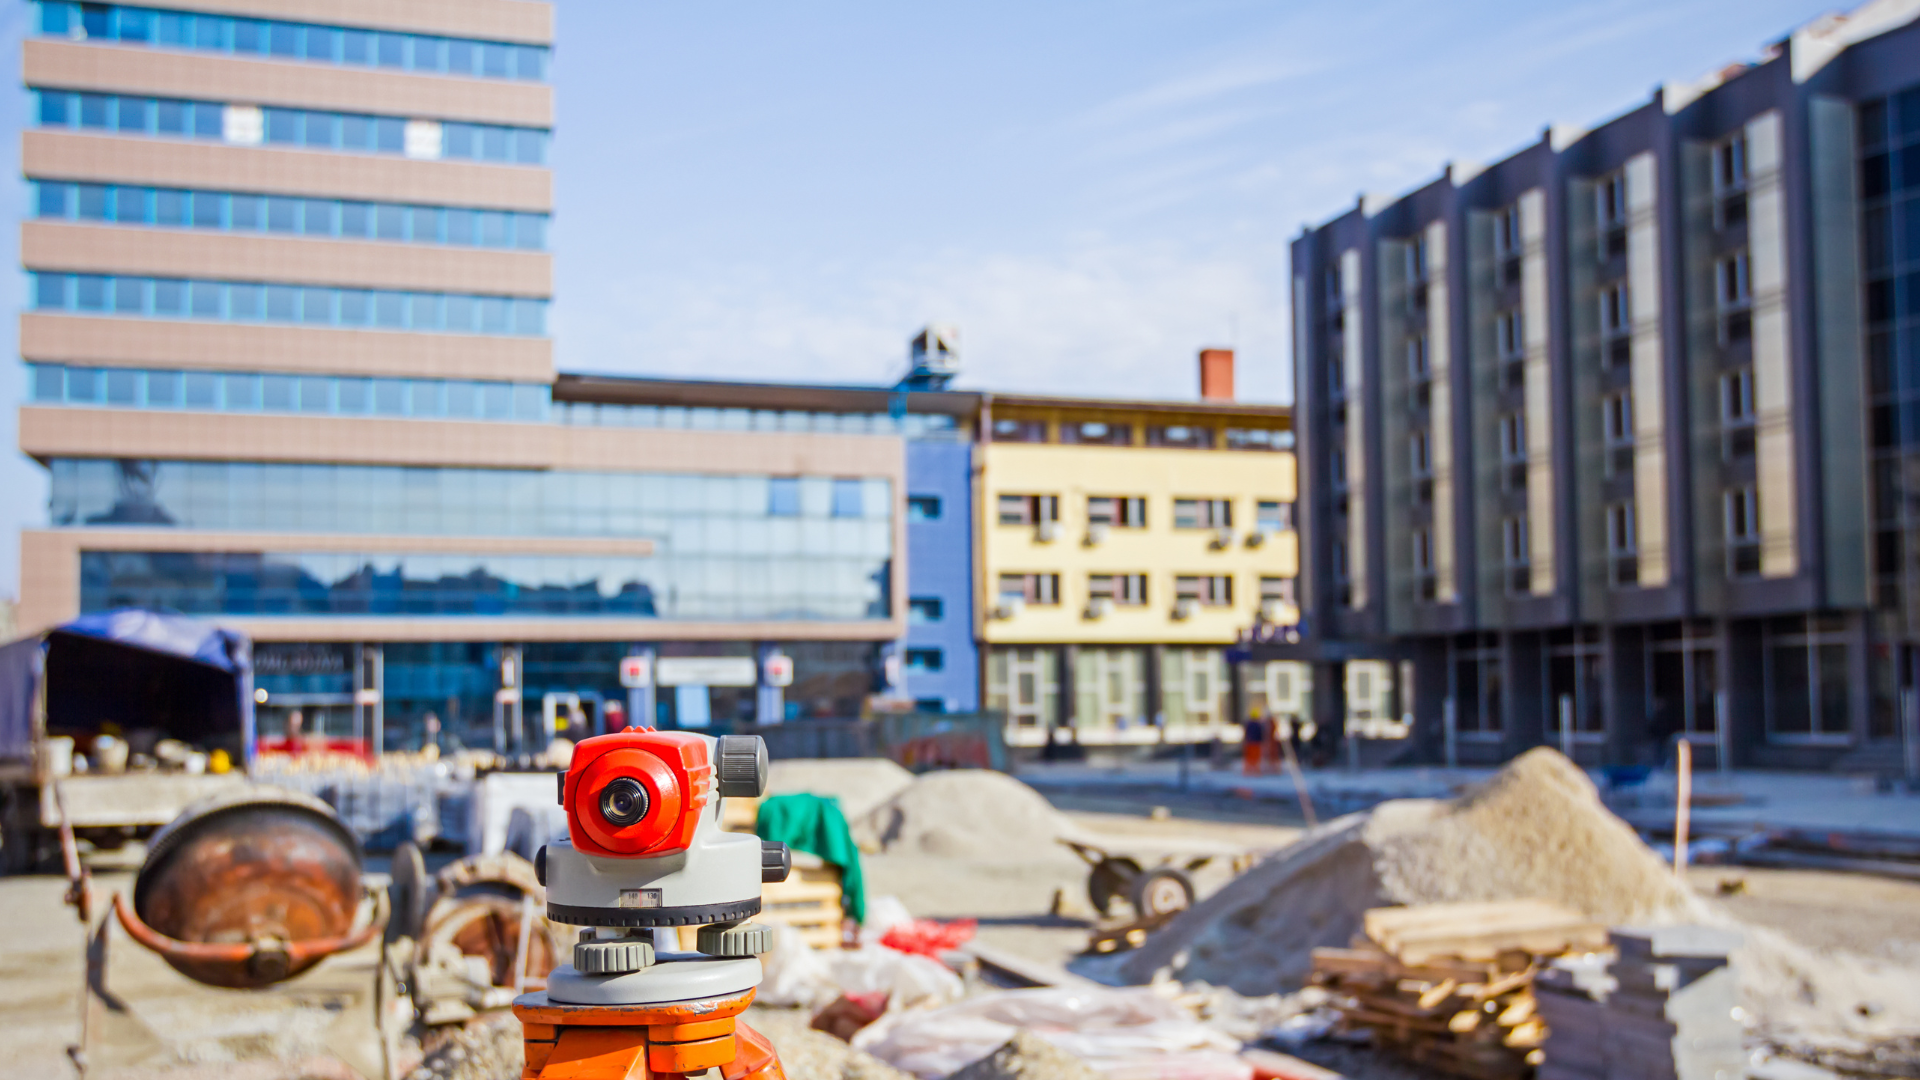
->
[564,727,713,858]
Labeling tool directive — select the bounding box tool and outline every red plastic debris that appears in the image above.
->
[879,918,978,957]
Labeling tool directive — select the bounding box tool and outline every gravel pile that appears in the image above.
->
[947,1032,1103,1080]
[405,1012,523,1080]
[746,1006,917,1080]
[1118,748,1703,993]
[861,770,1078,862]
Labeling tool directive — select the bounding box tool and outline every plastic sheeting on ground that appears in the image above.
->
[853,986,1251,1080]
[759,923,963,1011]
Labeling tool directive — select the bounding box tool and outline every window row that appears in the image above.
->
[33,181,548,250]
[552,401,962,440]
[989,417,1292,450]
[37,2,548,81]
[79,550,889,623]
[1860,195,1920,277]
[29,363,549,423]
[995,495,1292,532]
[995,572,1295,608]
[30,273,548,337]
[34,91,549,165]
[50,460,895,540]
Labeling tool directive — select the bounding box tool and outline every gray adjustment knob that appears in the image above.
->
[762,839,791,883]
[573,937,655,975]
[715,735,769,798]
[697,921,772,957]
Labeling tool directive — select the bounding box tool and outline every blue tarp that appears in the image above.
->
[51,609,252,674]
[0,609,254,761]
[0,638,43,764]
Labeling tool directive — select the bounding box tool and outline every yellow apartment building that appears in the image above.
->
[976,360,1306,748]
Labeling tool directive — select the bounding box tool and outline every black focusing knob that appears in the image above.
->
[599,777,650,827]
[716,735,769,798]
[761,840,791,883]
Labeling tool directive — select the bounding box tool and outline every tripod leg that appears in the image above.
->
[720,1023,787,1080]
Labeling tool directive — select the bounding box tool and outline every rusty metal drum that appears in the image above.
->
[121,787,376,989]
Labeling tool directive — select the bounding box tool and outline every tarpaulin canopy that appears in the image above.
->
[49,609,251,674]
[0,610,253,762]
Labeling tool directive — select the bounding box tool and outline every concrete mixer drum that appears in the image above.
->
[116,788,381,989]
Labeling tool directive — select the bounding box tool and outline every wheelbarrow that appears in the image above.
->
[1058,836,1255,918]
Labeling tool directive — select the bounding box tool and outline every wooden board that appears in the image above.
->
[759,869,843,950]
[1363,900,1606,964]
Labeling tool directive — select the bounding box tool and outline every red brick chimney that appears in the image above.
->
[1199,348,1235,401]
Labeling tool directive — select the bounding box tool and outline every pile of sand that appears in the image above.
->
[862,769,1078,862]
[949,1033,1102,1080]
[1118,748,1703,993]
[768,758,918,821]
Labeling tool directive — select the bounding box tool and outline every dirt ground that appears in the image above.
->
[1687,864,1920,964]
[864,810,1302,972]
[4,804,1920,1079]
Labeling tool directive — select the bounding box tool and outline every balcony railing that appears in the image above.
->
[1611,554,1639,587]
[1506,565,1533,594]
[1720,308,1753,345]
[1728,542,1761,577]
[1716,191,1748,231]
[1724,424,1756,461]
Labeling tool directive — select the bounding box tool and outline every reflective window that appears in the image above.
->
[30,273,546,336]
[554,402,964,443]
[36,2,550,81]
[57,462,896,623]
[28,364,548,421]
[32,90,549,164]
[831,479,866,518]
[768,478,801,517]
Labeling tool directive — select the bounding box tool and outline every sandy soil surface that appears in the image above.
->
[5,801,1919,1080]
[1688,865,1920,964]
[863,810,1300,972]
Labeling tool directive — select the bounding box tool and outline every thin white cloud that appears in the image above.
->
[565,239,1293,405]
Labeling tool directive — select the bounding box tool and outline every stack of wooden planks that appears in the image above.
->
[759,851,846,949]
[1310,900,1609,1080]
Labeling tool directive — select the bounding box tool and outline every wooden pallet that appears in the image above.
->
[759,856,844,950]
[1310,899,1605,1080]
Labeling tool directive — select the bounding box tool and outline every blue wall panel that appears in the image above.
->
[903,439,978,711]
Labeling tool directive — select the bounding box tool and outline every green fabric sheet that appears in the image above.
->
[755,792,866,924]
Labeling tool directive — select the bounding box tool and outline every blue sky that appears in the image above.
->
[0,0,1845,599]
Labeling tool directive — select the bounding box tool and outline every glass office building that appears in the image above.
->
[13,1,924,750]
